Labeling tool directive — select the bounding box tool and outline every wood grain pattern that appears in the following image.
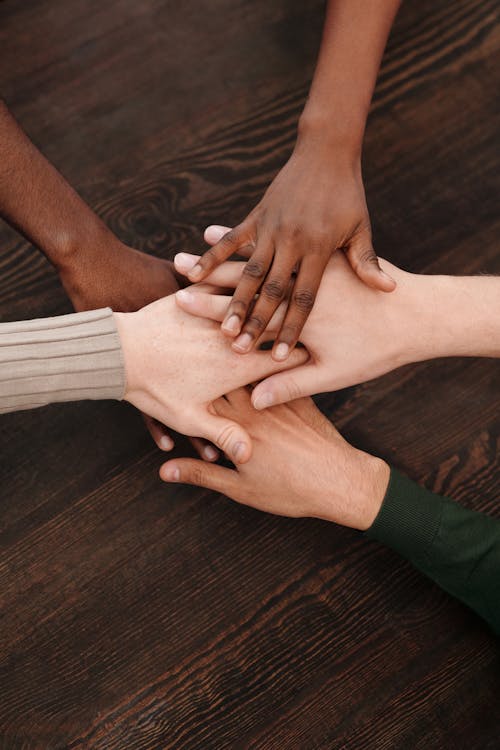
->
[0,0,499,748]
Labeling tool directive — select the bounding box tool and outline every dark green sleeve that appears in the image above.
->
[366,468,500,634]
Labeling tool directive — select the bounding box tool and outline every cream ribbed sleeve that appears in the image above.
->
[0,308,126,414]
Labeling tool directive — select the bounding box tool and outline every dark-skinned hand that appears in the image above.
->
[183,142,396,362]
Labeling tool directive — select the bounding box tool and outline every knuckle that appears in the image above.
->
[279,223,302,242]
[293,288,315,312]
[313,230,330,246]
[262,278,285,301]
[199,247,218,267]
[190,466,206,486]
[364,252,379,266]
[356,248,379,267]
[216,423,236,452]
[230,298,249,315]
[220,228,240,248]
[284,378,302,402]
[245,314,266,332]
[243,259,267,280]
[306,230,329,252]
[279,323,300,343]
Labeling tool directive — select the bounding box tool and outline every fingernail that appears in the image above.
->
[160,435,173,451]
[176,288,194,304]
[207,225,226,240]
[253,392,275,410]
[189,264,203,280]
[222,314,241,335]
[204,445,218,461]
[175,252,197,271]
[167,467,180,481]
[233,442,247,462]
[274,343,289,361]
[232,332,253,352]
[176,288,195,304]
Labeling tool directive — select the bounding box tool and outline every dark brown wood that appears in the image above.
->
[0,1,499,748]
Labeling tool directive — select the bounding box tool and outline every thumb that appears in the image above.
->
[204,413,253,464]
[160,457,238,496]
[251,362,320,410]
[346,232,396,292]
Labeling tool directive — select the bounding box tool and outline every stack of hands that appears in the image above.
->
[0,0,411,528]
[112,224,499,532]
[2,96,498,536]
[1,75,499,630]
[2,0,499,633]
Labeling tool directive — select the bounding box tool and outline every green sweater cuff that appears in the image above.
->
[366,468,442,563]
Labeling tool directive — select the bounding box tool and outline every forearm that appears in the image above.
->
[423,273,500,359]
[0,100,115,271]
[0,309,124,413]
[391,265,500,363]
[299,0,401,155]
[367,469,500,634]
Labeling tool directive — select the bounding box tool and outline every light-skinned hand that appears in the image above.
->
[64,237,222,462]
[176,241,500,410]
[175,245,421,409]
[114,296,307,463]
[160,387,389,531]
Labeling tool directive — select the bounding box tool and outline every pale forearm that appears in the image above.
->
[386,263,500,363]
[426,274,500,359]
[0,100,115,271]
[299,0,401,154]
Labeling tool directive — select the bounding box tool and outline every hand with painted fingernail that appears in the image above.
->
[178,142,395,363]
[114,294,308,464]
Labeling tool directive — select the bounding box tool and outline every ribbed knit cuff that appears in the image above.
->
[365,468,444,563]
[0,308,125,414]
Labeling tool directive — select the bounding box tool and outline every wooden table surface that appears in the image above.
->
[0,1,499,748]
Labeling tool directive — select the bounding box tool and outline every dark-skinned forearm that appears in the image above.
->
[0,100,115,271]
[299,0,401,156]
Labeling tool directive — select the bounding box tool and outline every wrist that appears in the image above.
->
[297,108,364,164]
[355,454,391,531]
[113,311,142,400]
[319,446,390,531]
[52,218,120,274]
[377,262,445,368]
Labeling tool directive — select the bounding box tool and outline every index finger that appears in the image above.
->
[187,226,249,282]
